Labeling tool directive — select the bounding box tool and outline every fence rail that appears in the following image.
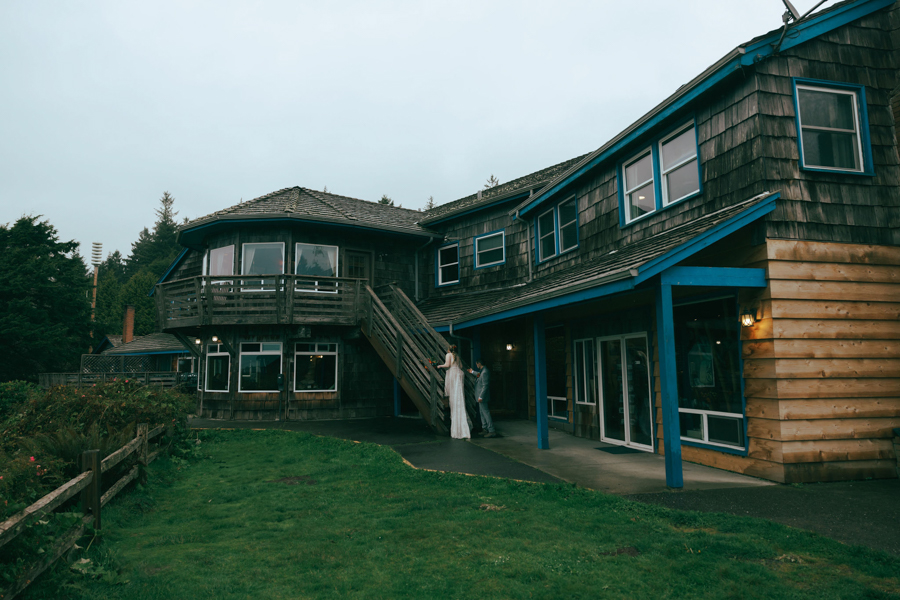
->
[156,274,364,329]
[0,423,168,600]
[38,371,197,389]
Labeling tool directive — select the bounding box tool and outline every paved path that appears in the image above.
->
[189,416,900,555]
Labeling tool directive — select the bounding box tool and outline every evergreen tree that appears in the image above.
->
[0,216,92,381]
[379,194,394,206]
[99,250,127,284]
[484,175,500,189]
[125,191,181,280]
[93,270,124,337]
[424,196,435,210]
[118,270,159,336]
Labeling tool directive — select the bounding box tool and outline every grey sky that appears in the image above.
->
[0,1,826,262]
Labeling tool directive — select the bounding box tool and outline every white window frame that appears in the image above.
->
[238,342,282,393]
[241,242,284,292]
[795,83,865,173]
[437,243,460,286]
[557,197,579,254]
[293,342,339,393]
[679,408,745,451]
[474,230,505,269]
[659,124,700,205]
[622,149,655,224]
[295,243,339,294]
[537,207,557,261]
[204,343,230,392]
[573,338,596,405]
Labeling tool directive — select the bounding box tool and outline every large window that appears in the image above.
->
[673,297,744,450]
[204,245,234,278]
[436,243,459,286]
[205,344,230,392]
[794,79,871,174]
[619,122,700,225]
[294,343,338,392]
[239,342,282,393]
[573,338,597,405]
[295,243,338,293]
[535,196,579,263]
[241,242,284,291]
[474,230,505,269]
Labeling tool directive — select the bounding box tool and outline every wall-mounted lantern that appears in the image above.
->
[506,343,514,351]
[740,307,759,327]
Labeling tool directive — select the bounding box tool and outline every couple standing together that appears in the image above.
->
[436,345,496,440]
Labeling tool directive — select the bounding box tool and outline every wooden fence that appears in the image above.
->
[38,371,197,390]
[0,423,168,600]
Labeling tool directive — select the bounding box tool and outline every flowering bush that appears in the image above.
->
[0,380,38,421]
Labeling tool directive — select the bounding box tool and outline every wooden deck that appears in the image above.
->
[155,275,365,329]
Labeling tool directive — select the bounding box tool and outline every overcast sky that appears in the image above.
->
[0,1,831,262]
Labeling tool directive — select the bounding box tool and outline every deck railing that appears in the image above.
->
[155,275,364,329]
[38,371,197,389]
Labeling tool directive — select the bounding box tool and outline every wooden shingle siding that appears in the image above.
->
[741,239,900,482]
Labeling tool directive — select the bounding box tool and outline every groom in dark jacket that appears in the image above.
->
[468,359,496,438]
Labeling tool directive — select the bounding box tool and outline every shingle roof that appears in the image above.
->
[181,187,441,239]
[419,153,591,225]
[417,192,777,326]
[102,333,190,355]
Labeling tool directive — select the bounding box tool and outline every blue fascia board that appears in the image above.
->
[518,0,889,218]
[633,193,779,286]
[660,266,767,288]
[149,247,190,297]
[107,350,189,356]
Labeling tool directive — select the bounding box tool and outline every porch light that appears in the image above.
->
[194,338,201,345]
[212,335,219,342]
[740,308,757,328]
[506,343,513,351]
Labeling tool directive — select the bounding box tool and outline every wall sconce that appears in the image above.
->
[194,338,201,345]
[506,343,514,351]
[740,308,758,327]
[212,335,219,342]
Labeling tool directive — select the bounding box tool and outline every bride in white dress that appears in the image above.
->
[437,345,470,439]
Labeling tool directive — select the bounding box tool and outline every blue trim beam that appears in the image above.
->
[533,314,550,450]
[655,282,683,488]
[660,267,767,288]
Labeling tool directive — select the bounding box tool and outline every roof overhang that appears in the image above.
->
[513,0,892,219]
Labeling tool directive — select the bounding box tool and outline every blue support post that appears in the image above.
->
[655,282,683,488]
[393,378,401,417]
[533,314,550,450]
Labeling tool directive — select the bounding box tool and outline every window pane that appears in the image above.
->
[798,88,855,130]
[294,354,337,391]
[261,343,281,352]
[661,127,696,169]
[241,354,281,391]
[600,339,625,442]
[206,355,229,391]
[296,244,337,277]
[664,159,700,203]
[297,343,314,352]
[624,337,653,448]
[679,412,703,440]
[242,243,283,275]
[478,248,504,265]
[477,234,503,252]
[538,211,555,237]
[560,222,578,252]
[558,200,577,226]
[574,341,585,403]
[585,341,596,404]
[440,265,458,284]
[540,232,556,260]
[801,130,859,170]
[439,245,458,265]
[627,182,655,220]
[708,415,744,447]
[624,153,652,190]
[242,343,261,353]
[208,246,234,276]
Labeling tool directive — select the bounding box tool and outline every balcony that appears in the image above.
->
[155,275,365,329]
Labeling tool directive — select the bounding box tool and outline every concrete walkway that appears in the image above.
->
[471,420,773,495]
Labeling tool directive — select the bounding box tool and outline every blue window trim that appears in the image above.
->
[435,241,461,288]
[791,77,874,176]
[473,229,506,270]
[617,119,702,228]
[535,195,579,264]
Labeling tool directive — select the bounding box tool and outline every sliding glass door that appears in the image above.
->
[598,333,653,451]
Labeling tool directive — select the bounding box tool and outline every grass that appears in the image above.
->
[23,429,900,600]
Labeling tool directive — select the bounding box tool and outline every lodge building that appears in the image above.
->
[156,0,900,485]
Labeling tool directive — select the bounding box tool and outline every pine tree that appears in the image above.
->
[379,194,394,206]
[484,175,500,189]
[425,196,435,210]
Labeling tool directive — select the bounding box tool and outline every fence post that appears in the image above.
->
[81,450,101,530]
[138,423,149,484]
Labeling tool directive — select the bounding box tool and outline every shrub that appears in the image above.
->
[0,380,38,421]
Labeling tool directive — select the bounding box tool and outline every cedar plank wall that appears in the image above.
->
[756,8,900,245]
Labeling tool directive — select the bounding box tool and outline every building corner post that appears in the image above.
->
[655,281,683,488]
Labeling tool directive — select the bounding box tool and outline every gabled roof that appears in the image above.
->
[512,0,893,219]
[178,187,442,249]
[93,335,123,354]
[418,192,779,329]
[101,333,190,355]
[419,153,591,225]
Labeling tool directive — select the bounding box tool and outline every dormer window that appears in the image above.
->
[619,121,701,226]
[436,242,459,286]
[794,79,872,174]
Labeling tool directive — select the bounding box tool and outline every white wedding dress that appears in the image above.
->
[442,352,470,439]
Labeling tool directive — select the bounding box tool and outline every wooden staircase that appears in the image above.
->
[359,283,476,435]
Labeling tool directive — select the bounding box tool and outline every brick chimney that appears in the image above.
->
[122,305,135,344]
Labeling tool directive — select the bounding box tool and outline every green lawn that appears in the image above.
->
[26,429,900,599]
